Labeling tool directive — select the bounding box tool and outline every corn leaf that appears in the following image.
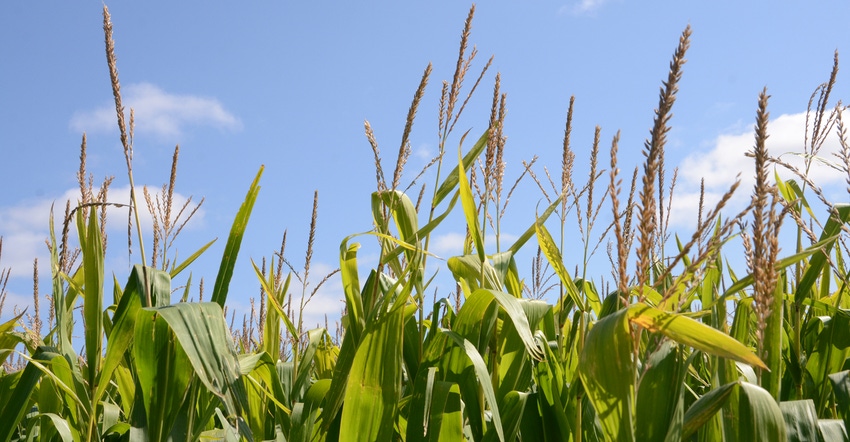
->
[78,210,104,395]
[150,303,250,425]
[817,420,848,441]
[718,235,834,305]
[579,308,635,442]
[0,313,24,368]
[628,303,767,370]
[39,412,75,442]
[457,143,485,264]
[535,221,590,313]
[290,379,330,442]
[734,382,786,440]
[383,191,460,264]
[96,265,171,404]
[796,203,850,307]
[211,165,263,308]
[829,370,850,431]
[0,347,64,442]
[779,400,820,442]
[442,329,506,442]
[434,129,488,208]
[681,381,737,439]
[339,296,406,441]
[635,341,686,441]
[406,367,437,442]
[340,238,365,343]
[134,308,192,440]
[482,391,527,442]
[405,369,463,442]
[169,238,216,278]
[496,300,549,402]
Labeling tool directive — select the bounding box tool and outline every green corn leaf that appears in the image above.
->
[251,260,298,343]
[779,400,820,442]
[817,420,849,441]
[150,303,250,426]
[681,381,737,439]
[0,313,25,368]
[405,372,464,442]
[78,209,104,394]
[292,328,325,403]
[496,300,550,402]
[434,129,489,207]
[383,191,460,264]
[169,238,216,278]
[503,254,523,298]
[373,190,419,244]
[796,203,850,307]
[628,303,767,370]
[507,194,563,256]
[718,235,834,305]
[635,341,686,441]
[518,392,546,442]
[684,381,786,440]
[786,178,817,220]
[406,367,437,442]
[38,413,75,442]
[535,221,590,313]
[805,315,850,415]
[531,353,570,441]
[96,265,171,404]
[734,382,786,441]
[829,370,850,431]
[437,383,464,441]
[447,255,502,292]
[442,329,506,442]
[482,391,527,442]
[579,308,635,442]
[339,296,406,441]
[317,326,359,435]
[0,347,64,442]
[212,165,263,308]
[340,238,365,343]
[761,271,786,400]
[290,379,331,442]
[133,308,193,441]
[239,352,290,415]
[457,142,485,264]
[48,207,74,358]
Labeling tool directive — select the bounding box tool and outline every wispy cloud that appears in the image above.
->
[298,262,345,329]
[560,0,608,15]
[0,188,78,278]
[430,232,467,257]
[414,142,434,160]
[668,111,847,228]
[0,185,204,280]
[429,231,520,257]
[70,82,242,139]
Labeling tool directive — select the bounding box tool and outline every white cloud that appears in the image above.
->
[106,184,207,234]
[429,231,521,258]
[668,111,848,228]
[70,82,242,139]
[430,232,467,256]
[414,143,434,160]
[298,262,345,329]
[0,188,79,278]
[0,185,204,280]
[560,0,608,15]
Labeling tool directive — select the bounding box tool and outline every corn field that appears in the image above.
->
[2,5,850,441]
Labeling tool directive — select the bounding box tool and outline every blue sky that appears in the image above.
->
[1,1,849,329]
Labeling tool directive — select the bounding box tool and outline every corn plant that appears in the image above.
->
[2,4,850,442]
